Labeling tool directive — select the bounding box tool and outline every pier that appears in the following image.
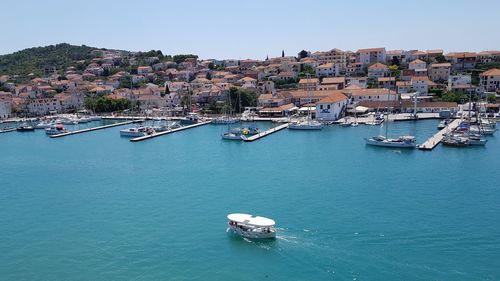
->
[50,121,134,138]
[242,123,289,142]
[417,119,462,150]
[0,128,17,134]
[130,121,211,142]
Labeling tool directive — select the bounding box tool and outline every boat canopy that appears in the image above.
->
[227,213,275,227]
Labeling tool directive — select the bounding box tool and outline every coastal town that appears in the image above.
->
[0,45,499,121]
[0,45,499,147]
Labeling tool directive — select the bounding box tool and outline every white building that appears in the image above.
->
[448,74,472,91]
[316,63,340,77]
[479,68,500,92]
[345,88,397,103]
[428,63,451,82]
[316,92,349,121]
[411,76,430,94]
[408,59,427,70]
[357,48,386,65]
[27,98,62,115]
[0,96,12,119]
[367,63,389,78]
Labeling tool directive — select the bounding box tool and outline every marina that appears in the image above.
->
[242,123,289,142]
[129,121,212,142]
[49,121,134,138]
[1,118,499,281]
[417,119,462,150]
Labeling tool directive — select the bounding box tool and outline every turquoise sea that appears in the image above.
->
[1,119,499,281]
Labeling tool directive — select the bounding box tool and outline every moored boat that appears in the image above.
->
[442,134,469,147]
[227,213,276,239]
[17,122,35,132]
[45,124,68,135]
[365,135,416,148]
[120,126,148,137]
[180,113,199,125]
[288,120,323,130]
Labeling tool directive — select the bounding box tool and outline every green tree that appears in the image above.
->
[173,54,198,64]
[435,54,447,63]
[487,94,497,104]
[298,50,309,59]
[299,65,315,77]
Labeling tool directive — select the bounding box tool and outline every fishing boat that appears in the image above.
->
[45,124,68,135]
[119,126,148,137]
[17,122,35,131]
[227,213,276,239]
[180,113,199,125]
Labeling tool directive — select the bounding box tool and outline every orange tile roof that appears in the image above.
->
[480,68,500,76]
[317,92,348,104]
[368,63,387,70]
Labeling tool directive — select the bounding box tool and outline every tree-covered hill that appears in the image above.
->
[0,43,98,77]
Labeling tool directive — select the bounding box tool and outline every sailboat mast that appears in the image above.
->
[307,73,312,121]
[385,88,389,138]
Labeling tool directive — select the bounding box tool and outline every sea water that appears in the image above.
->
[0,120,499,280]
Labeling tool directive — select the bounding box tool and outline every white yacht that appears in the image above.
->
[120,126,148,137]
[212,116,238,124]
[288,120,323,130]
[45,124,68,135]
[365,135,416,148]
[227,213,276,239]
[35,121,52,129]
[221,132,243,140]
[180,113,199,125]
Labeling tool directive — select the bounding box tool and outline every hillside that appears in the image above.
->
[0,43,98,77]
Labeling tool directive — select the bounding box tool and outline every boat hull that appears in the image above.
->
[228,225,276,239]
[221,133,243,140]
[365,138,416,148]
[288,124,323,130]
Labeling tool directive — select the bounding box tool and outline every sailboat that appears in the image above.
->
[288,75,323,130]
[221,91,243,140]
[365,89,416,148]
[211,93,238,125]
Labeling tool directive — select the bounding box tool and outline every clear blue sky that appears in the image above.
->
[2,0,499,59]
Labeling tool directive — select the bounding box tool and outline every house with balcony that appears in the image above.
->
[428,63,451,82]
[480,68,500,92]
[298,78,319,91]
[378,77,396,90]
[367,63,389,78]
[357,48,387,65]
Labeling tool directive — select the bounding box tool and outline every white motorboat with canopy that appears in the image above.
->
[227,213,276,239]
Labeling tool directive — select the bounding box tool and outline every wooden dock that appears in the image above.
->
[417,119,462,150]
[50,121,134,138]
[242,123,289,142]
[130,121,211,142]
[0,128,17,134]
